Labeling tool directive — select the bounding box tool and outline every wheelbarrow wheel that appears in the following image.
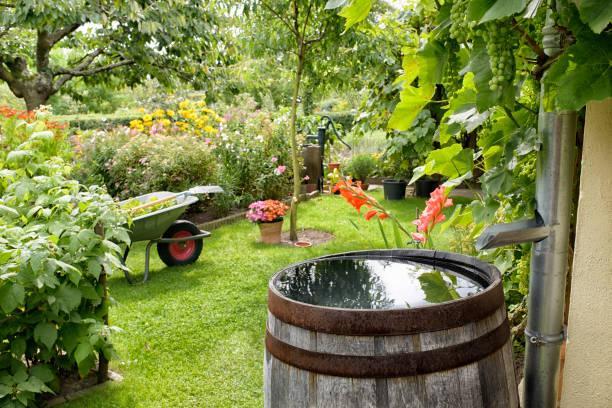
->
[157,221,203,266]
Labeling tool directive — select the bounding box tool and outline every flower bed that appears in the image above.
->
[75,97,294,216]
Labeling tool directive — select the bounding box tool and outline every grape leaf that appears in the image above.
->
[388,84,435,131]
[544,33,612,110]
[418,272,457,303]
[468,0,527,22]
[572,0,612,33]
[424,144,474,179]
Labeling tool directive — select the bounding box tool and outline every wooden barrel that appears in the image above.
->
[264,250,518,408]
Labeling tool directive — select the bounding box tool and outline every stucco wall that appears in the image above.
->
[560,98,612,408]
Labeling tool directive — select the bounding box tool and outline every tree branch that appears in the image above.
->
[261,1,298,37]
[56,58,133,78]
[301,1,313,39]
[36,24,81,72]
[304,21,329,46]
[512,18,547,62]
[53,48,105,77]
[53,57,133,92]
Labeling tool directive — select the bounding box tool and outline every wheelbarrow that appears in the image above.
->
[120,186,223,283]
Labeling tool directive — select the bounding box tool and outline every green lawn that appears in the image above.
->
[64,191,459,407]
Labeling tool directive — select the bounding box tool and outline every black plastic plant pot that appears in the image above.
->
[415,178,440,198]
[383,179,407,200]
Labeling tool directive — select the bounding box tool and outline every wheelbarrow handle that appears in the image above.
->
[127,194,177,214]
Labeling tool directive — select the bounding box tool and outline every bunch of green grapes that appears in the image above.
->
[449,0,473,43]
[480,22,518,91]
[443,44,461,96]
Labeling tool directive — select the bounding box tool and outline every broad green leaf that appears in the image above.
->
[0,204,19,218]
[54,285,82,314]
[34,322,57,350]
[544,33,612,110]
[0,384,11,398]
[74,342,95,377]
[481,0,527,23]
[30,365,55,383]
[338,0,372,30]
[471,199,499,223]
[418,271,459,303]
[6,150,33,163]
[10,337,26,357]
[481,167,513,196]
[388,84,435,131]
[417,40,448,84]
[409,165,426,185]
[0,282,25,313]
[424,144,474,179]
[572,0,612,33]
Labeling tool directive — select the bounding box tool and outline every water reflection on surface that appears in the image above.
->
[275,257,483,310]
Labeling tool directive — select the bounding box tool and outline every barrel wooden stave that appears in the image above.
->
[264,306,517,408]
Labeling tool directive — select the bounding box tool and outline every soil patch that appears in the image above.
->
[185,208,243,225]
[281,229,334,246]
[45,370,123,406]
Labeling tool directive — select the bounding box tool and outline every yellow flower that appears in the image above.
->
[130,119,143,129]
[137,107,145,113]
[143,114,153,122]
[178,100,190,110]
[196,101,206,108]
[160,119,171,127]
[203,125,217,134]
[166,109,175,117]
[153,109,165,119]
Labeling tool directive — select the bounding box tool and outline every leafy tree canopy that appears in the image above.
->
[0,0,226,109]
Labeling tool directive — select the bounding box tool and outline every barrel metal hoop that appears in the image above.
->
[265,318,510,378]
[268,278,504,336]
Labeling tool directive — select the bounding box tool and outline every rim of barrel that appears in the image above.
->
[268,249,503,335]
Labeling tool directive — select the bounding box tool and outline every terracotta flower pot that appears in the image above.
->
[327,163,340,171]
[259,219,283,244]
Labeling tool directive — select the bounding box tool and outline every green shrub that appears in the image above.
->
[345,154,378,182]
[0,117,127,406]
[214,106,294,207]
[78,129,219,199]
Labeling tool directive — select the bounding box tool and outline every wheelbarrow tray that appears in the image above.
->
[121,191,198,242]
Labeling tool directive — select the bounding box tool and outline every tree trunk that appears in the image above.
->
[288,47,305,242]
[23,88,51,111]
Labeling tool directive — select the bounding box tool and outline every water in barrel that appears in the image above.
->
[274,256,484,309]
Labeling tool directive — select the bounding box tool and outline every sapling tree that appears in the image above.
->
[251,0,345,241]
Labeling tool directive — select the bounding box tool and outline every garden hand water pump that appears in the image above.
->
[305,115,351,191]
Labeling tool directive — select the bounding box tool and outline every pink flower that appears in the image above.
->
[411,186,453,246]
[274,165,286,175]
[411,232,426,243]
[271,157,278,163]
[303,175,310,181]
[204,138,212,144]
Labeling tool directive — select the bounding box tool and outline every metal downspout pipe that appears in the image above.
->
[522,103,577,408]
